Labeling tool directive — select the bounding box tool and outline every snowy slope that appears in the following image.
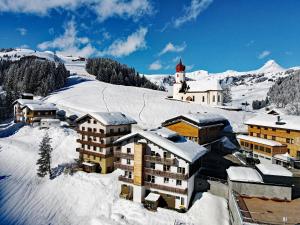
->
[147,60,298,108]
[0,126,229,225]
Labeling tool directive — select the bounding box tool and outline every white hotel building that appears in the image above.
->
[114,127,208,210]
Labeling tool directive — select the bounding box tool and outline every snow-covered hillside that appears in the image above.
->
[0,126,229,225]
[147,59,299,107]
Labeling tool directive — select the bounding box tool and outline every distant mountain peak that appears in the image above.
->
[257,59,285,73]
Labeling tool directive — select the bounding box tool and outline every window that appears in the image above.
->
[93,136,96,141]
[93,128,96,132]
[99,129,104,133]
[257,126,261,129]
[264,127,268,130]
[287,130,290,134]
[88,127,92,132]
[127,148,131,154]
[192,96,195,101]
[286,138,291,144]
[176,196,180,200]
[163,152,171,158]
[202,96,205,102]
[257,134,261,138]
[163,165,170,171]
[147,175,155,183]
[88,119,91,124]
[250,125,254,128]
[264,134,267,139]
[164,177,169,183]
[250,132,253,136]
[241,141,244,146]
[118,128,121,132]
[287,148,290,154]
[176,180,182,186]
[87,145,90,150]
[217,95,220,102]
[272,128,276,131]
[266,148,271,153]
[82,127,85,131]
[93,146,96,151]
[82,144,85,148]
[151,151,155,156]
[212,95,215,102]
[126,159,130,165]
[150,163,155,169]
[177,167,185,174]
[259,146,264,151]
[181,197,184,205]
[254,145,258,150]
[128,172,132,179]
[110,129,114,133]
[93,120,97,124]
[272,136,276,140]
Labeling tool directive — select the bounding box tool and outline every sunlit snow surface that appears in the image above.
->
[0,126,229,225]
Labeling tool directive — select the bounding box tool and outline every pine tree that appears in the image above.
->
[36,133,53,178]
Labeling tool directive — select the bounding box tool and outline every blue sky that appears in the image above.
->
[0,0,300,74]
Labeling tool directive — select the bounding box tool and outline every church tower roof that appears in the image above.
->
[176,59,185,72]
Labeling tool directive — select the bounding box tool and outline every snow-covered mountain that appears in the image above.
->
[1,48,298,109]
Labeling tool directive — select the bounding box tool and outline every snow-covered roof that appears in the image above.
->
[256,164,293,177]
[245,114,300,131]
[183,113,227,125]
[145,193,160,202]
[186,79,223,92]
[13,99,43,105]
[227,166,263,183]
[77,112,137,126]
[115,127,208,163]
[22,93,34,96]
[162,112,228,128]
[237,134,284,147]
[40,118,60,122]
[25,103,58,111]
[273,153,295,162]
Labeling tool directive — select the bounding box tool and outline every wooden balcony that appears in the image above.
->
[114,150,134,160]
[144,155,176,166]
[118,175,134,184]
[76,129,130,138]
[144,182,187,194]
[144,168,188,180]
[114,162,134,171]
[76,139,113,148]
[76,148,113,158]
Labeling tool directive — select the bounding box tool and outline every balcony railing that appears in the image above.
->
[144,182,187,194]
[76,148,113,158]
[144,155,176,166]
[76,129,130,138]
[118,175,134,183]
[114,162,134,171]
[144,168,188,180]
[76,139,113,148]
[114,150,134,160]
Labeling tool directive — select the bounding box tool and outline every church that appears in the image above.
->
[173,60,224,106]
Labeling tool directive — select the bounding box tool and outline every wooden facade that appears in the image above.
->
[133,143,145,186]
[247,124,300,158]
[164,120,223,145]
[76,113,135,174]
[239,138,287,159]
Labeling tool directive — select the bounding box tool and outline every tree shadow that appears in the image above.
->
[0,123,24,138]
[0,175,11,181]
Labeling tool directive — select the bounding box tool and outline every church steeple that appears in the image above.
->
[176,58,185,72]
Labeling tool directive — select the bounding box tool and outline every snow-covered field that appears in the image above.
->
[1,48,297,225]
[0,126,229,225]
